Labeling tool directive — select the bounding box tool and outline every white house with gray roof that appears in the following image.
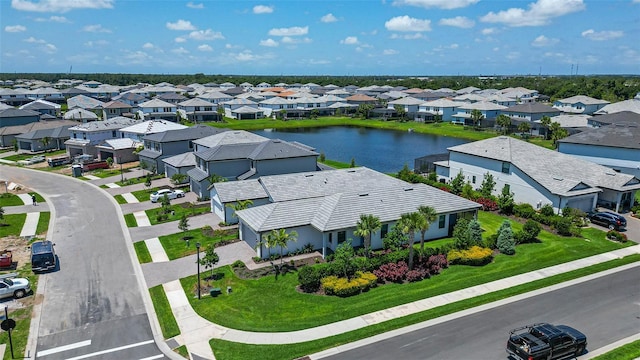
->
[553,95,609,115]
[65,117,139,158]
[435,136,640,213]
[218,167,480,259]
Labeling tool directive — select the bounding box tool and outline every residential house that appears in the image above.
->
[64,108,98,122]
[387,96,423,119]
[498,87,539,103]
[557,124,640,178]
[20,99,61,118]
[451,101,507,126]
[102,101,134,119]
[593,99,640,115]
[0,119,76,148]
[138,125,227,174]
[187,130,318,199]
[587,111,640,127]
[0,108,41,128]
[502,103,561,136]
[66,95,105,113]
[137,99,177,121]
[177,98,218,123]
[15,125,71,152]
[553,95,610,115]
[112,92,148,107]
[417,99,465,122]
[95,138,142,164]
[220,167,480,259]
[435,136,640,213]
[118,119,187,142]
[156,93,187,104]
[65,117,139,158]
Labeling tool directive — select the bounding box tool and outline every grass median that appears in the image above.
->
[592,339,640,360]
[209,254,640,360]
[159,227,238,260]
[149,285,180,339]
[134,241,152,264]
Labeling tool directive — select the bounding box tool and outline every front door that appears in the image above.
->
[448,213,457,237]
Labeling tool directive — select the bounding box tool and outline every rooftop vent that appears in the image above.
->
[552,176,563,181]
[359,193,368,197]
[605,171,616,176]
[403,187,414,191]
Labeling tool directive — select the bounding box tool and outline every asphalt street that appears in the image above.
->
[1,167,164,359]
[323,266,640,360]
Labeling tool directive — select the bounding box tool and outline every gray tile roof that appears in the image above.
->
[163,152,196,168]
[588,111,640,125]
[193,130,267,148]
[69,117,139,132]
[558,124,640,150]
[187,167,209,182]
[503,103,559,114]
[448,136,640,195]
[555,95,609,105]
[248,139,319,160]
[594,99,640,115]
[214,179,269,202]
[0,108,41,118]
[143,125,228,142]
[197,143,257,161]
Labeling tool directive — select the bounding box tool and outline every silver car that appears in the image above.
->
[0,275,31,299]
[150,188,185,203]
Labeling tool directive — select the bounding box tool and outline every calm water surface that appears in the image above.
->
[252,126,469,174]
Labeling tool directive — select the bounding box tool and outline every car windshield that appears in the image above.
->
[4,279,13,285]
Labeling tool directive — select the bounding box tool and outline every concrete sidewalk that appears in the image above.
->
[162,245,640,357]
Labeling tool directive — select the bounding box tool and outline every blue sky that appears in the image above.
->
[1,0,639,75]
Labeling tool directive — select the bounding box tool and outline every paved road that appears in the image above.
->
[2,167,165,359]
[322,266,640,360]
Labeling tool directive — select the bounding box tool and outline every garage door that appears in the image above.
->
[566,197,594,212]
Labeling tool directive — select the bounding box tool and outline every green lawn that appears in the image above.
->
[116,173,164,187]
[160,227,238,260]
[114,194,127,204]
[592,339,640,360]
[132,188,159,202]
[149,285,181,339]
[319,159,351,169]
[174,345,189,358]
[209,254,640,360]
[2,149,66,162]
[35,211,50,235]
[124,213,138,227]
[0,213,27,237]
[146,203,210,225]
[134,241,152,263]
[181,211,629,332]
[0,193,24,206]
[0,264,39,360]
[89,168,132,179]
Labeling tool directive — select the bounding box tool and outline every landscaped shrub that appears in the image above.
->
[298,266,322,293]
[373,261,409,283]
[467,219,484,247]
[515,220,542,244]
[447,246,493,266]
[452,218,471,249]
[606,230,628,243]
[553,216,574,236]
[321,271,377,297]
[475,197,498,211]
[513,203,536,219]
[539,204,555,217]
[406,268,429,282]
[497,220,516,255]
[231,260,245,268]
[497,185,515,215]
[484,233,498,250]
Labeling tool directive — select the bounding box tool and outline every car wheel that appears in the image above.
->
[575,345,585,356]
[14,289,26,299]
[178,194,184,198]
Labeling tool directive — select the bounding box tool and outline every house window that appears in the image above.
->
[82,133,86,140]
[112,130,116,137]
[502,162,510,174]
[328,233,333,244]
[188,141,193,149]
[438,215,446,229]
[381,224,388,239]
[73,133,77,139]
[472,175,476,184]
[337,231,346,244]
[154,143,160,152]
[164,107,172,112]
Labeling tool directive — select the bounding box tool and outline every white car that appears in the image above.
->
[150,189,185,203]
[0,275,31,299]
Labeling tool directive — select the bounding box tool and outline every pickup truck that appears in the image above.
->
[506,323,587,360]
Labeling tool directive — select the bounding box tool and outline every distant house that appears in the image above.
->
[187,130,319,199]
[435,136,640,213]
[177,98,218,123]
[138,125,227,174]
[220,167,481,259]
[417,99,465,122]
[451,101,507,126]
[118,119,187,142]
[95,138,141,164]
[557,124,640,178]
[137,99,178,121]
[593,99,640,115]
[65,117,139,159]
[0,108,41,128]
[387,96,423,119]
[66,95,105,112]
[587,111,640,128]
[64,108,98,122]
[15,125,71,152]
[20,99,61,118]
[102,101,133,120]
[502,103,561,137]
[553,95,609,115]
[112,92,148,107]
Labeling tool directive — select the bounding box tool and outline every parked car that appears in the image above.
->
[0,274,31,299]
[506,323,587,360]
[31,240,57,272]
[17,155,46,165]
[588,211,627,230]
[150,189,185,203]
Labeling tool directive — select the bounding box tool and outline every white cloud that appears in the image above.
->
[11,0,114,13]
[24,36,45,43]
[439,16,475,28]
[84,40,108,47]
[268,26,308,36]
[449,43,459,49]
[142,42,155,49]
[253,5,273,14]
[186,2,204,9]
[35,15,69,22]
[634,0,640,3]
[383,49,398,55]
[5,25,26,32]
[171,47,189,55]
[83,24,111,33]
[175,37,186,43]
[188,29,224,40]
[581,29,624,41]
[385,16,431,32]
[340,36,359,45]
[392,0,479,9]
[260,38,279,47]
[43,43,57,53]
[531,35,559,47]
[281,36,311,44]
[481,27,497,35]
[321,13,338,23]
[390,33,425,39]
[197,44,213,51]
[166,19,196,31]
[480,0,586,27]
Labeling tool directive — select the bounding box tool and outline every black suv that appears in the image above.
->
[588,211,627,230]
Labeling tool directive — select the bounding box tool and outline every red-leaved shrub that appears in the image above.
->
[373,261,409,283]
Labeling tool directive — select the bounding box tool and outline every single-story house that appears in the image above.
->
[14,125,71,152]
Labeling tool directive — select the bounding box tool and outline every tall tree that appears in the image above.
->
[40,136,51,152]
[354,214,381,257]
[549,122,568,146]
[496,114,511,135]
[540,115,552,140]
[397,212,425,270]
[269,228,298,265]
[226,199,254,219]
[479,172,496,198]
[496,220,515,255]
[394,105,407,122]
[470,109,484,128]
[333,239,355,279]
[517,122,530,137]
[417,205,437,257]
[450,170,465,195]
[217,105,225,121]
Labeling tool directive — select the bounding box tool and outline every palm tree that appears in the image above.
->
[496,114,511,135]
[269,228,298,266]
[517,122,531,137]
[226,199,253,219]
[417,206,437,253]
[206,173,226,190]
[354,214,381,257]
[40,136,51,152]
[540,115,552,140]
[397,212,426,270]
[217,105,225,121]
[470,109,484,128]
[394,105,406,122]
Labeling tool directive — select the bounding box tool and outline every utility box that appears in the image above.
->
[71,164,82,177]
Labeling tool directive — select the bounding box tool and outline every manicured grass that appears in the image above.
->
[174,345,189,358]
[89,168,131,179]
[35,211,50,235]
[134,241,152,264]
[592,339,640,360]
[124,213,138,227]
[0,213,27,237]
[160,227,238,260]
[319,159,351,169]
[181,211,629,332]
[3,149,66,162]
[149,285,181,339]
[146,203,210,225]
[132,188,158,202]
[0,193,23,206]
[116,173,164,187]
[113,194,127,205]
[209,254,640,360]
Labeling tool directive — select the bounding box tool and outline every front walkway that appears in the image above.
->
[161,245,640,358]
